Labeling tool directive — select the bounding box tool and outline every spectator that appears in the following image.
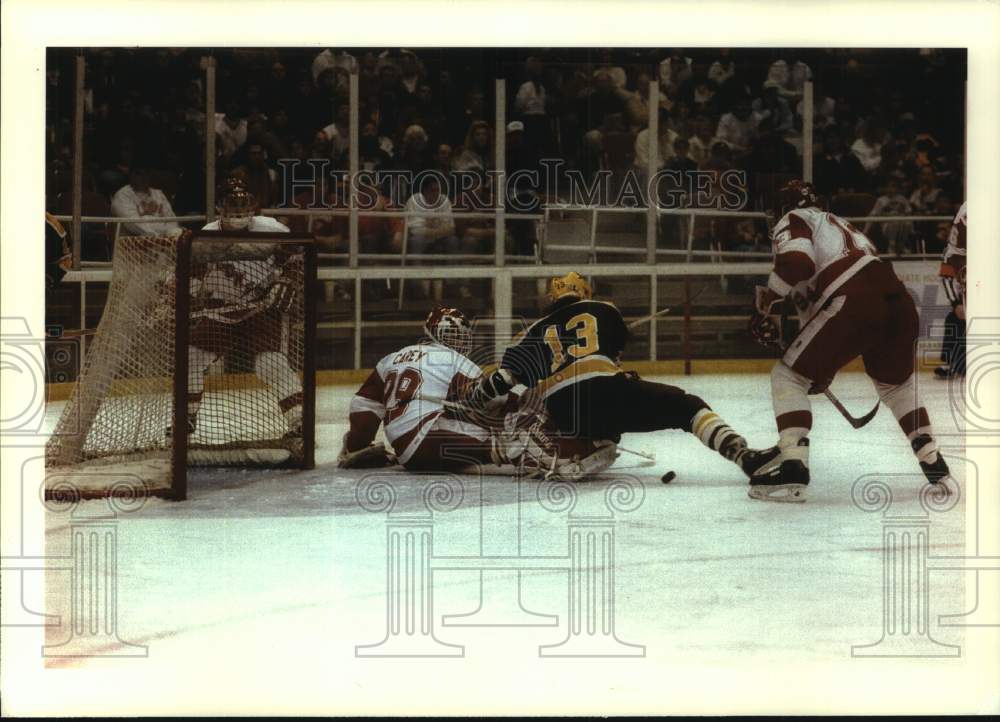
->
[850,120,884,174]
[864,178,913,255]
[715,100,757,157]
[215,102,248,167]
[402,175,458,301]
[359,121,393,173]
[633,108,679,173]
[404,175,456,253]
[909,165,943,213]
[430,143,458,200]
[752,80,794,134]
[514,56,547,118]
[813,130,867,195]
[594,48,628,90]
[110,167,182,237]
[578,70,628,172]
[99,136,136,196]
[398,51,424,96]
[624,70,655,130]
[676,61,719,116]
[453,120,493,174]
[395,124,431,178]
[311,48,356,84]
[687,114,723,166]
[232,141,279,210]
[514,56,550,152]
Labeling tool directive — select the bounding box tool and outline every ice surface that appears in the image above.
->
[36,371,974,714]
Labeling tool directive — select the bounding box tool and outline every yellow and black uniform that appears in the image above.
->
[498,296,712,442]
[470,270,778,479]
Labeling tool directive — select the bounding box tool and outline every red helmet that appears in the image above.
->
[424,306,472,355]
[772,179,820,219]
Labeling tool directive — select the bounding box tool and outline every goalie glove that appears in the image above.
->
[468,368,516,411]
[337,433,397,469]
[263,277,297,313]
[750,285,782,347]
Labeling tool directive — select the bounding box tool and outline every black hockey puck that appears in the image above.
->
[661,471,676,484]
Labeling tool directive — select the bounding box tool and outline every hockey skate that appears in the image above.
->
[722,439,781,478]
[913,434,954,493]
[747,439,809,503]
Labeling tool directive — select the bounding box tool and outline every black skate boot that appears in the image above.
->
[748,438,809,503]
[913,434,953,490]
[719,435,782,478]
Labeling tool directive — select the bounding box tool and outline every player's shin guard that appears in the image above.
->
[875,375,952,487]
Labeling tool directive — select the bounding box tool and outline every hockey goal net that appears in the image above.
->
[46,231,316,500]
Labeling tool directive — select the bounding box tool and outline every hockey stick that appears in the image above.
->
[626,283,709,329]
[617,445,656,462]
[819,386,880,429]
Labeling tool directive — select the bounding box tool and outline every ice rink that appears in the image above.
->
[36,370,977,714]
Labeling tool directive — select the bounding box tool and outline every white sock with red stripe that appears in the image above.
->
[875,375,939,463]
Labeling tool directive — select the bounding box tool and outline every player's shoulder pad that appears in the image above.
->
[772,208,815,244]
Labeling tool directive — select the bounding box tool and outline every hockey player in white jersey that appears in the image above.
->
[177,180,304,439]
[748,180,952,501]
[338,306,611,480]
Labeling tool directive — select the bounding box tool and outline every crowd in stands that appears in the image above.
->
[45,47,965,261]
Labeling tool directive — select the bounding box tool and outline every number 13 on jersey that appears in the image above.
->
[543,312,599,372]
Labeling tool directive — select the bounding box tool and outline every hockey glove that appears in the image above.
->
[337,433,397,469]
[750,285,782,347]
[468,368,516,411]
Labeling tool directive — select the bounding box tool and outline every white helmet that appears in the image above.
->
[424,306,473,355]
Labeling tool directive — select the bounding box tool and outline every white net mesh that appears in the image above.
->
[46,233,311,499]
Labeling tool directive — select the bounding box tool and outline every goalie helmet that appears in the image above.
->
[424,306,473,355]
[771,179,820,220]
[547,271,592,305]
[217,179,257,231]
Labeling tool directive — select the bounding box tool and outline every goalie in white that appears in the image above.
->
[176,180,304,440]
[338,306,618,481]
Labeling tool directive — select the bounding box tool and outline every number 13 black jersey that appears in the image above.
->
[500,299,627,398]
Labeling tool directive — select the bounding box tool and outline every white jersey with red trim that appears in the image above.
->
[349,342,482,463]
[198,216,290,308]
[769,206,879,320]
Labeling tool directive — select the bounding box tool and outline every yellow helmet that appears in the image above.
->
[547,271,592,304]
